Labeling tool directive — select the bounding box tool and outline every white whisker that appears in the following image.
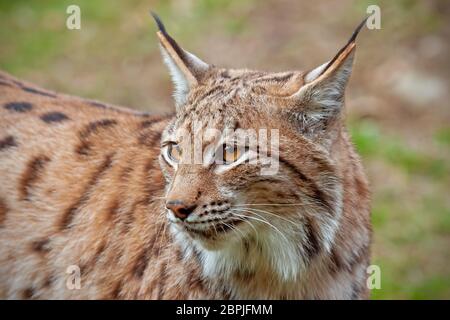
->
[234,206,298,226]
[231,209,289,243]
[234,203,306,206]
[221,221,246,240]
[231,215,258,234]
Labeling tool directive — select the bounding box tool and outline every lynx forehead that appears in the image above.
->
[0,13,371,299]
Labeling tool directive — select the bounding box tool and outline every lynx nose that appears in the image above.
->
[166,200,197,220]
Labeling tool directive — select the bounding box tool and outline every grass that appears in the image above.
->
[350,119,450,299]
[351,120,449,181]
[435,128,450,147]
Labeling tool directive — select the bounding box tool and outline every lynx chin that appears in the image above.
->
[0,13,371,299]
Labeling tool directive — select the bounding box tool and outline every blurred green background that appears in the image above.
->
[0,0,449,299]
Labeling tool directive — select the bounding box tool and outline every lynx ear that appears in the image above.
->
[288,18,367,134]
[150,12,209,107]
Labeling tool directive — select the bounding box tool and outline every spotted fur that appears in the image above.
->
[0,16,371,299]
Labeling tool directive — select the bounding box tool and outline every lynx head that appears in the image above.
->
[152,13,366,279]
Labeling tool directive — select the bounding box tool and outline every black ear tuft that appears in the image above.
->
[321,17,368,78]
[348,16,369,44]
[150,11,210,108]
[149,11,167,34]
[149,11,186,60]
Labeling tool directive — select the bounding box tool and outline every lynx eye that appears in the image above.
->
[167,143,182,163]
[222,143,242,164]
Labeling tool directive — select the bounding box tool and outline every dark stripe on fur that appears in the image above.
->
[40,111,70,123]
[19,155,50,200]
[0,135,17,150]
[120,200,138,233]
[252,73,294,84]
[80,119,117,138]
[330,242,370,274]
[140,118,161,129]
[193,86,225,106]
[133,243,154,278]
[303,215,321,260]
[21,86,57,98]
[22,287,35,299]
[4,101,33,113]
[347,242,370,271]
[138,129,162,148]
[132,220,167,278]
[278,155,332,213]
[329,248,343,274]
[109,281,123,299]
[43,274,55,288]
[156,262,168,299]
[174,247,184,262]
[76,119,117,155]
[187,251,205,292]
[60,152,115,229]
[88,101,107,109]
[87,100,152,117]
[351,281,365,300]
[140,113,174,129]
[0,79,13,87]
[0,198,7,227]
[31,238,51,254]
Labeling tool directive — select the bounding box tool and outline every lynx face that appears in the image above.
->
[158,70,338,252]
[153,13,363,264]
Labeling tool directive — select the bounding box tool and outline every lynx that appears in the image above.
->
[0,14,371,299]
